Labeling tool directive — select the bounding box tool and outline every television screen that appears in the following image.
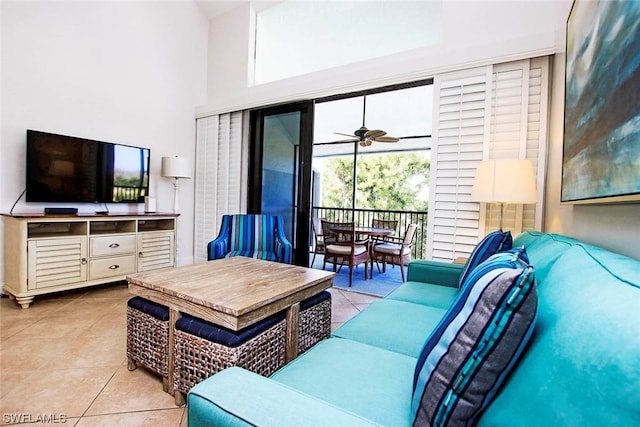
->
[26,130,150,203]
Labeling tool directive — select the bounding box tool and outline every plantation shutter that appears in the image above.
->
[427,66,491,262]
[483,57,549,234]
[193,111,248,263]
[427,57,550,261]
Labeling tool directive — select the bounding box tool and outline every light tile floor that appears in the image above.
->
[0,282,378,426]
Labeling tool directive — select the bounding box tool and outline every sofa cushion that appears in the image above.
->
[332,299,447,357]
[478,245,640,426]
[412,249,537,426]
[458,230,513,288]
[189,367,378,427]
[386,281,458,310]
[271,338,416,427]
[513,231,574,282]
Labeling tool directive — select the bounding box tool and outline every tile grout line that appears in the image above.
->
[79,364,120,419]
[77,407,185,423]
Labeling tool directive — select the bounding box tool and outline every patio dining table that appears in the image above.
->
[333,226,395,239]
[331,226,395,278]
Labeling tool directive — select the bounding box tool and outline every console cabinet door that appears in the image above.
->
[137,231,175,271]
[27,237,88,289]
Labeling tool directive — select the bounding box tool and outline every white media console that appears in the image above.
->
[2,213,178,308]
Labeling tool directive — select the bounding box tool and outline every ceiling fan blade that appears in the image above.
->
[334,132,357,138]
[364,129,386,139]
[373,136,400,143]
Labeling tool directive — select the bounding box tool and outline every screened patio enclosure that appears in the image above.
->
[311,84,433,260]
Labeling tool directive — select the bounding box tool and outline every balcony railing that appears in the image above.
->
[312,206,428,260]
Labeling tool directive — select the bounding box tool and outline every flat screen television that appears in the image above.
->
[26,130,150,203]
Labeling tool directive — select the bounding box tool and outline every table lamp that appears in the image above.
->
[161,156,191,213]
[471,159,538,230]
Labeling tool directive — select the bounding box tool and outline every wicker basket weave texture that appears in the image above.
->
[298,298,332,354]
[173,319,286,394]
[126,306,169,377]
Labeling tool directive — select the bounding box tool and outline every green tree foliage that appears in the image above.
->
[115,176,142,187]
[321,152,430,211]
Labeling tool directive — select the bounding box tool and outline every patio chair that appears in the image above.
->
[371,223,418,282]
[310,217,326,267]
[321,220,370,287]
[370,218,398,245]
[207,214,292,264]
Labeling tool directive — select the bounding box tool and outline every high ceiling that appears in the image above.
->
[195,1,247,19]
[195,1,280,19]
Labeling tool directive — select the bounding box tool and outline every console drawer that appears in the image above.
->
[90,255,137,280]
[90,234,136,257]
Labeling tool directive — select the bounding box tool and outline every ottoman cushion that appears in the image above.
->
[127,296,169,320]
[176,311,286,348]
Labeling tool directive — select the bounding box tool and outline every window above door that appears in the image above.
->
[253,1,443,85]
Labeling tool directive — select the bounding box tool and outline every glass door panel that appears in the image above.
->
[261,112,300,246]
[249,102,314,266]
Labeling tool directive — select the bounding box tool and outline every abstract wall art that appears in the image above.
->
[562,0,640,203]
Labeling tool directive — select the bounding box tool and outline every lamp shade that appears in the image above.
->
[161,156,191,179]
[471,159,537,204]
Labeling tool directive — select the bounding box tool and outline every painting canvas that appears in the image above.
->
[562,0,640,203]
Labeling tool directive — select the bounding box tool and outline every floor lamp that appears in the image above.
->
[161,156,191,213]
[471,159,538,231]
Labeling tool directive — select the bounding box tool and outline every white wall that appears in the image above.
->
[202,0,640,260]
[199,1,563,116]
[544,35,640,259]
[1,1,208,290]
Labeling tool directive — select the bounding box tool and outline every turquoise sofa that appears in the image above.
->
[188,231,640,426]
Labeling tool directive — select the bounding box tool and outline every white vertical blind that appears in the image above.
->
[483,57,549,235]
[528,56,550,231]
[427,67,491,262]
[193,111,247,263]
[427,57,550,261]
[193,115,217,264]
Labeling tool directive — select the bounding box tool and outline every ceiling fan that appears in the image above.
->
[334,95,400,147]
[335,126,400,147]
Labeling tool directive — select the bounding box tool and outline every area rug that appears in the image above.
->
[310,255,404,297]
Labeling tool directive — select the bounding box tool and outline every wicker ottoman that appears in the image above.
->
[298,290,332,354]
[174,311,286,394]
[126,296,170,391]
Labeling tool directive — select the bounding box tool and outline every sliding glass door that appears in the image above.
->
[248,101,314,266]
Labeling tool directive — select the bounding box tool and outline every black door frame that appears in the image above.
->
[248,101,315,266]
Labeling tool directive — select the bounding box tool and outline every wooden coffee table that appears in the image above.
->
[126,257,334,405]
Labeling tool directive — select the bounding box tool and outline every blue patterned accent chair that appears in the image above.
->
[207,214,292,264]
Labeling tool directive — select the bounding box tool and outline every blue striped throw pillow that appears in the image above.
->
[458,230,513,289]
[412,249,537,426]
